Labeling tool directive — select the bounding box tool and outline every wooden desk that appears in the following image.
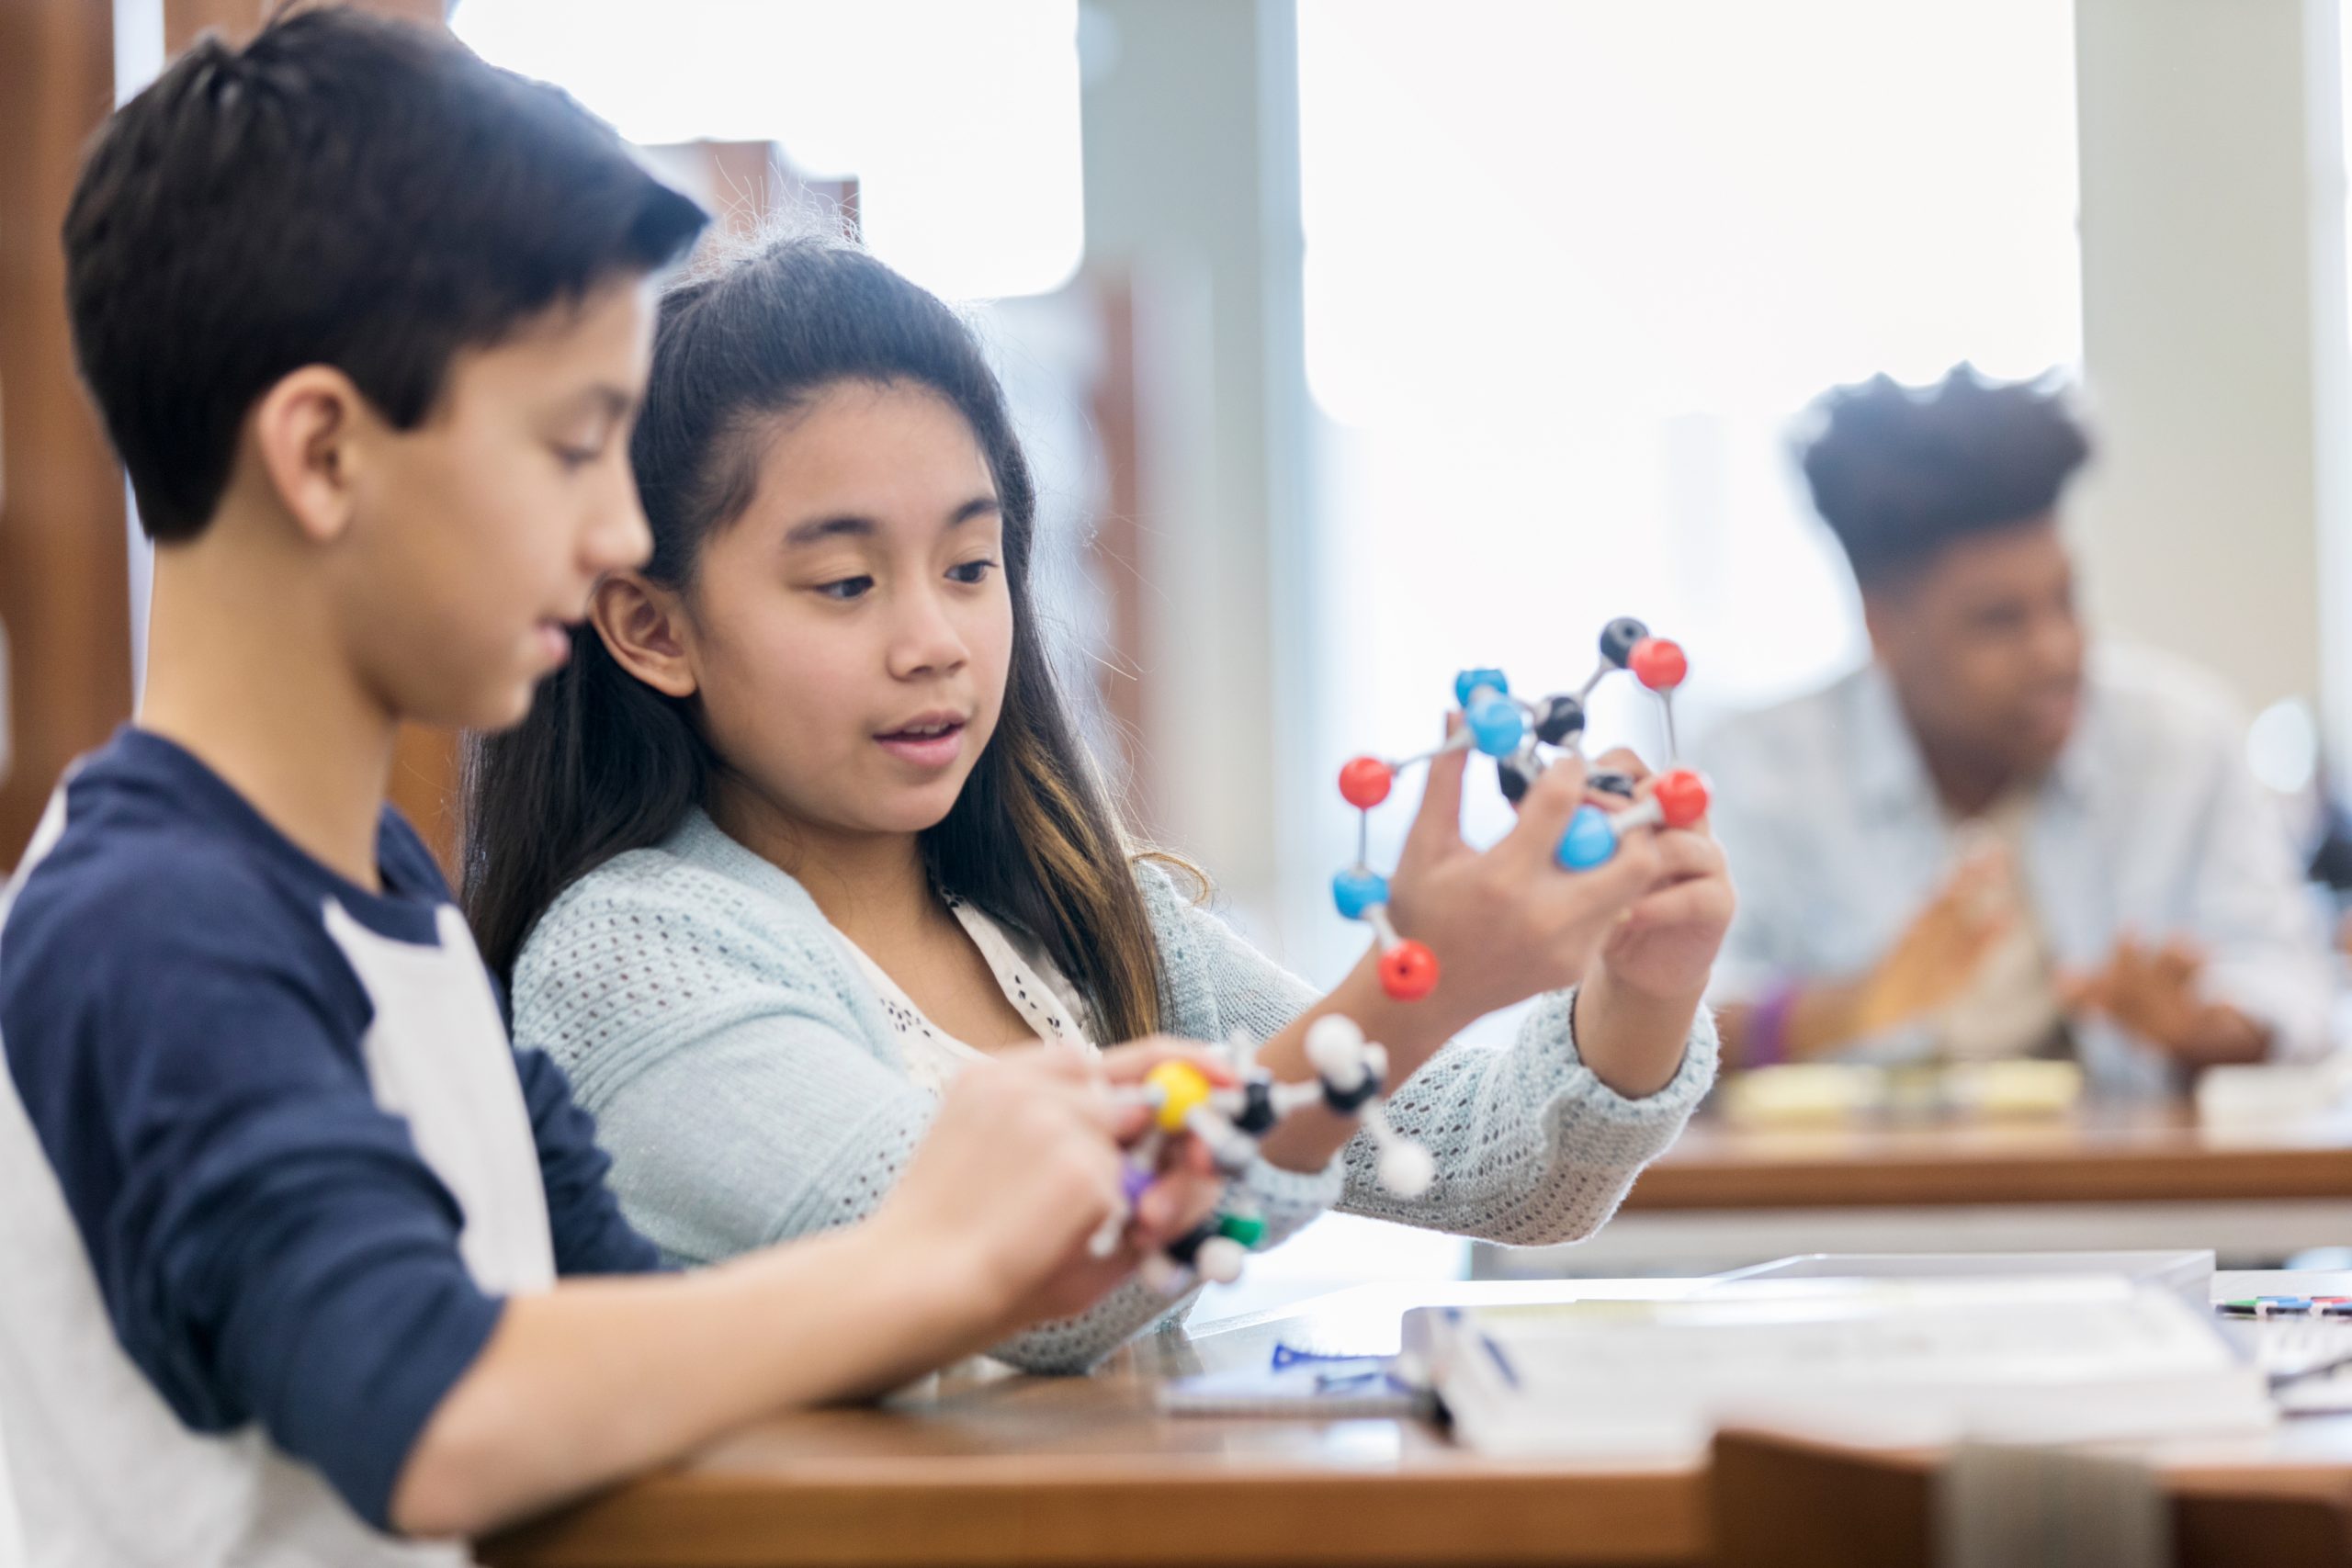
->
[1629,1107,2352,1211]
[481,1272,2352,1568]
[1493,1107,2352,1276]
[481,1278,1720,1568]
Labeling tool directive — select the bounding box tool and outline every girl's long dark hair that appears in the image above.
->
[462,235,1166,1042]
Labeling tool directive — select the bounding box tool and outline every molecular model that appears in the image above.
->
[1101,1015,1435,1293]
[1331,616,1713,1002]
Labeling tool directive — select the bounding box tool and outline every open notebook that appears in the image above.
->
[1403,1274,2272,1463]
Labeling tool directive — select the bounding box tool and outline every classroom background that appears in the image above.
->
[6,0,2352,1316]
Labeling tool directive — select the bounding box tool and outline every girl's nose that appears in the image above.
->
[887,584,969,680]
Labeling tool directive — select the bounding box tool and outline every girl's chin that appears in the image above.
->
[844,780,967,836]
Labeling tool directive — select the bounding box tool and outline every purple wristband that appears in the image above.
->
[1746,980,1801,1068]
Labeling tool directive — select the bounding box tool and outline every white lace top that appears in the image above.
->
[824,897,1096,1094]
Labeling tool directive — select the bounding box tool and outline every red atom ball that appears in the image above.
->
[1340,755,1395,809]
[1628,637,1689,693]
[1378,941,1440,1001]
[1653,768,1711,829]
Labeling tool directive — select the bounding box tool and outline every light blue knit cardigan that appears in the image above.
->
[513,808,1718,1371]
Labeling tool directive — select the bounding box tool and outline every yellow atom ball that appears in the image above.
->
[1147,1060,1213,1133]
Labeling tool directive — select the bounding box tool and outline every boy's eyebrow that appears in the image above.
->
[555,384,636,425]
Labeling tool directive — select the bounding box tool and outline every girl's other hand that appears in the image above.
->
[1384,717,1663,1029]
[1583,747,1735,1009]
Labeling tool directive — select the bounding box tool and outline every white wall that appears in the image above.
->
[1077,0,1311,935]
[2073,0,2338,719]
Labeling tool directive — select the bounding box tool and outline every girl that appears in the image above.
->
[465,236,1732,1372]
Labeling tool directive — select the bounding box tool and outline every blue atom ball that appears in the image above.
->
[1331,868,1390,920]
[1555,805,1619,871]
[1468,697,1524,758]
[1453,666,1510,709]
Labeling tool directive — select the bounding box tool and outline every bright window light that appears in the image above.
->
[454,0,1085,301]
[1297,0,2082,818]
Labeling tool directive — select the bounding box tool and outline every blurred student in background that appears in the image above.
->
[1701,367,2333,1096]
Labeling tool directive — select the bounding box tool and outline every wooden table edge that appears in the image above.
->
[1624,1145,2352,1210]
[481,1457,1709,1567]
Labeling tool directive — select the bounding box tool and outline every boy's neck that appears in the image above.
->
[1910,722,2018,821]
[708,779,938,944]
[137,520,401,892]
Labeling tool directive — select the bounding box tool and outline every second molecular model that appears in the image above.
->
[1331,616,1712,1002]
[1102,1014,1434,1293]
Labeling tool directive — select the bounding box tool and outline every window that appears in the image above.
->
[1295,0,2083,966]
[455,0,1084,302]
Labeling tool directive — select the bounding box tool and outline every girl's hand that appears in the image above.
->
[1385,718,1663,1031]
[1585,748,1735,1008]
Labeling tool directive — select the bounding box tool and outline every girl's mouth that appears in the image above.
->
[875,716,967,769]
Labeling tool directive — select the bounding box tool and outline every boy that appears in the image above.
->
[0,12,1207,1562]
[1701,367,2330,1092]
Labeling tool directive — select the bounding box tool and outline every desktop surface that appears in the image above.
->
[483,1270,2352,1568]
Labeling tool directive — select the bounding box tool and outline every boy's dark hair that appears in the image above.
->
[1797,365,2092,588]
[63,6,708,542]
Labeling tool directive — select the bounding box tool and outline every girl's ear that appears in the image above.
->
[593,571,699,699]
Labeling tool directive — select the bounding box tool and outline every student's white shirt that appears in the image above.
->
[0,738,576,1566]
[1695,646,2336,1095]
[0,1404,21,1568]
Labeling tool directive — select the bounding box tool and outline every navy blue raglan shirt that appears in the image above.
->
[0,729,660,1547]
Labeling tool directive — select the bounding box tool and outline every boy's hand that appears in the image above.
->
[1844,847,2015,1039]
[873,1050,1124,1330]
[874,1043,1229,1332]
[2059,934,2269,1066]
[1586,748,1734,1008]
[2060,933,2203,1046]
[1385,718,1662,1031]
[1034,1038,1233,1316]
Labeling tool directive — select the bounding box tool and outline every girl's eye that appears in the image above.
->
[947,558,999,585]
[554,445,602,472]
[816,575,876,602]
